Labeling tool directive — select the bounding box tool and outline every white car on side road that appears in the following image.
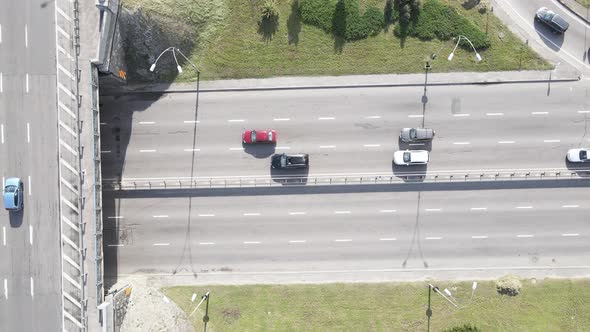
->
[567,148,589,162]
[393,150,429,166]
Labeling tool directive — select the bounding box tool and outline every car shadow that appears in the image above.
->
[243,143,276,159]
[534,20,564,51]
[270,164,309,185]
[9,210,24,228]
[565,157,590,177]
[392,162,428,183]
[398,138,433,152]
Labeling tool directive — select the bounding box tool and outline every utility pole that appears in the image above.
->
[203,292,210,332]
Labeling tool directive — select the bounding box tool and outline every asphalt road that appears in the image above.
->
[103,186,590,279]
[500,0,590,72]
[100,81,590,180]
[0,1,62,331]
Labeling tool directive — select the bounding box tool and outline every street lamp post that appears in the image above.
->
[149,46,200,77]
[448,35,482,62]
[426,282,478,331]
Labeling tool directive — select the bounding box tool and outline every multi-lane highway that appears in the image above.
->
[100,82,590,180]
[101,79,590,283]
[0,0,62,331]
[104,186,590,277]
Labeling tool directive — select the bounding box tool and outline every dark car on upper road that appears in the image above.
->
[535,7,569,33]
[3,178,23,211]
[242,129,277,144]
[271,153,309,169]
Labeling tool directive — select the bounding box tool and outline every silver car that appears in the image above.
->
[400,128,435,143]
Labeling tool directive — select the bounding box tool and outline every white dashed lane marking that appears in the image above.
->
[379,209,396,213]
[152,215,169,218]
[243,213,261,216]
[289,240,306,243]
[470,207,488,211]
[561,234,579,237]
[318,117,335,120]
[408,114,423,118]
[562,205,579,208]
[139,149,156,153]
[453,114,470,117]
[379,238,396,241]
[334,211,351,214]
[273,118,290,121]
[532,111,549,115]
[228,119,245,123]
[486,113,504,116]
[471,235,488,239]
[363,144,381,147]
[243,241,261,244]
[153,243,170,246]
[498,141,515,144]
[543,140,560,143]
[425,237,442,240]
[199,242,215,245]
[198,214,215,217]
[139,121,155,124]
[366,116,381,119]
[334,239,352,242]
[288,212,306,215]
[516,206,533,209]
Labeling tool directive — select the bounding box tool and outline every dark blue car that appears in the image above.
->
[3,178,23,211]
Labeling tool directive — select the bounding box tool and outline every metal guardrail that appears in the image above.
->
[55,0,86,330]
[90,64,105,308]
[103,169,590,190]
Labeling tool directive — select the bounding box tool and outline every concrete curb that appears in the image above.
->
[102,77,581,95]
[556,0,590,25]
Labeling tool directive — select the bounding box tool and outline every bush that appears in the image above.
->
[261,0,279,20]
[444,324,481,332]
[300,0,384,40]
[363,6,385,36]
[299,0,336,32]
[399,0,490,49]
[496,275,522,296]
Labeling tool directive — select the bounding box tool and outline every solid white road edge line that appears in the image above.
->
[119,265,590,277]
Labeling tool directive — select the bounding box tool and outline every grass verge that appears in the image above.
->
[164,278,590,331]
[122,0,549,81]
[575,0,590,8]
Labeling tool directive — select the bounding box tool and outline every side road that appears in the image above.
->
[101,69,581,94]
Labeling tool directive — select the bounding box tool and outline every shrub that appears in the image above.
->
[261,0,279,20]
[363,6,385,36]
[496,275,522,296]
[444,324,481,332]
[400,0,490,49]
[333,0,369,40]
[299,0,336,32]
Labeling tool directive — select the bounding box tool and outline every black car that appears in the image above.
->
[535,7,569,33]
[271,153,309,169]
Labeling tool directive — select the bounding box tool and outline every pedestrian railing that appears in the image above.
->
[103,168,590,190]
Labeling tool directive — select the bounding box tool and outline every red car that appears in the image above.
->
[242,129,277,144]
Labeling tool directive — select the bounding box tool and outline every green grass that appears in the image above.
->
[575,0,590,8]
[123,0,549,81]
[164,279,590,331]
